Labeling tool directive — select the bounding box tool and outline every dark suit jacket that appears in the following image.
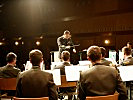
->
[54,61,70,75]
[122,57,133,66]
[101,58,112,66]
[0,64,20,78]
[78,64,128,100]
[57,36,74,58]
[16,66,58,100]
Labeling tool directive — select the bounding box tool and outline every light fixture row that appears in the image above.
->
[15,41,41,46]
[0,41,41,46]
[0,39,110,46]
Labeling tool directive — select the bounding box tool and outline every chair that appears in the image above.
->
[57,75,77,100]
[58,75,77,88]
[13,97,49,100]
[0,78,17,100]
[86,93,119,100]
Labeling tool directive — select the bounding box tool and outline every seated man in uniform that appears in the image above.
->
[54,51,71,75]
[0,52,20,96]
[127,42,133,56]
[0,52,20,78]
[16,49,58,100]
[100,47,112,66]
[54,51,76,100]
[122,46,133,66]
[78,46,127,100]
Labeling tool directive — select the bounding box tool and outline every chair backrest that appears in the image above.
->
[86,93,119,100]
[57,75,77,88]
[13,97,49,100]
[0,78,16,90]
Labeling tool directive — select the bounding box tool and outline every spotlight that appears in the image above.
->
[0,42,3,45]
[18,37,22,40]
[36,41,40,46]
[2,38,5,41]
[22,41,24,45]
[40,36,43,39]
[15,41,19,46]
[104,40,110,44]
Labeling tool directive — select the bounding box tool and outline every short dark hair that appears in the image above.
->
[87,46,101,62]
[64,30,70,35]
[61,51,70,61]
[29,49,43,66]
[127,42,132,45]
[100,47,106,57]
[6,52,17,63]
[123,46,131,56]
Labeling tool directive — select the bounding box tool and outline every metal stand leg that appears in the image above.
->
[130,84,132,100]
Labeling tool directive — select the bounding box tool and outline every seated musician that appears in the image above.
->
[16,49,58,100]
[121,46,133,66]
[100,47,112,66]
[0,52,20,78]
[0,52,20,96]
[54,51,76,100]
[78,46,128,100]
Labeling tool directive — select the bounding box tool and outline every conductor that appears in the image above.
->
[57,30,76,62]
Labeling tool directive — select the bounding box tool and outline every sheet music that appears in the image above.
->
[119,51,124,64]
[105,58,117,65]
[65,66,79,81]
[118,66,133,81]
[65,66,90,81]
[51,62,63,70]
[25,61,44,71]
[79,60,92,67]
[109,50,116,62]
[25,61,32,71]
[44,69,61,85]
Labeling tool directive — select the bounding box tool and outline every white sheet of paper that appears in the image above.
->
[79,60,92,66]
[65,66,89,81]
[51,62,63,70]
[118,66,133,81]
[65,66,79,81]
[109,51,116,61]
[119,51,124,64]
[52,69,61,85]
[25,61,44,71]
[44,69,61,85]
[105,57,117,65]
[25,61,32,71]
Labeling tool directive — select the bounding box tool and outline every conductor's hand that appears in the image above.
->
[73,49,76,53]
[60,45,65,48]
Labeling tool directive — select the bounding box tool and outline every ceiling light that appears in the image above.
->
[22,42,24,45]
[0,42,3,45]
[36,41,40,46]
[104,40,110,44]
[15,41,19,46]
[40,36,43,39]
[18,37,22,40]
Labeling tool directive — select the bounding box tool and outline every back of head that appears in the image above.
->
[122,46,131,56]
[127,42,132,45]
[87,46,101,62]
[100,47,106,58]
[6,52,17,63]
[64,30,70,35]
[29,49,43,66]
[61,51,70,61]
[127,42,132,48]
